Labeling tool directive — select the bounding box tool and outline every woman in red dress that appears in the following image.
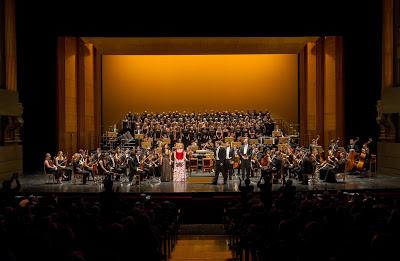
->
[173,143,187,182]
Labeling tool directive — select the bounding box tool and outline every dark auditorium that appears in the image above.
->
[1,1,400,260]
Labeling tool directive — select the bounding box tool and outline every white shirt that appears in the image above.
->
[216,146,220,160]
[244,144,248,154]
[226,147,231,159]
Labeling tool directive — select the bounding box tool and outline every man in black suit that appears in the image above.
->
[300,152,315,185]
[128,150,147,182]
[213,141,226,184]
[224,142,234,181]
[347,138,359,152]
[239,138,252,179]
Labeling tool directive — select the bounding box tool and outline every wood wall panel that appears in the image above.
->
[77,39,86,150]
[93,47,102,147]
[316,37,325,148]
[0,0,5,90]
[299,46,307,146]
[324,36,337,147]
[84,43,95,149]
[4,0,17,92]
[335,36,345,146]
[65,37,78,153]
[58,37,100,153]
[57,37,78,155]
[382,0,393,91]
[57,37,66,150]
[306,42,317,144]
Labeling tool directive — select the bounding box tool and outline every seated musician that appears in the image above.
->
[82,153,96,181]
[299,152,315,185]
[44,153,58,180]
[283,154,300,179]
[107,150,124,180]
[98,153,116,179]
[143,152,157,179]
[320,152,346,183]
[250,146,262,177]
[55,150,71,182]
[319,150,337,181]
[347,138,359,153]
[72,153,89,184]
[128,150,146,182]
[152,150,162,179]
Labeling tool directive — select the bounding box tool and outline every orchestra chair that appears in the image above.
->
[44,166,55,184]
[189,158,198,175]
[72,168,84,184]
[132,170,141,187]
[336,171,346,183]
[252,165,261,178]
[369,154,377,176]
[92,165,103,184]
[202,158,213,173]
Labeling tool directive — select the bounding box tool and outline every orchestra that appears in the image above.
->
[43,110,375,186]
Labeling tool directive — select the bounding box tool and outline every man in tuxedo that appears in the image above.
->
[347,138,359,152]
[239,138,252,179]
[224,142,234,180]
[213,141,226,184]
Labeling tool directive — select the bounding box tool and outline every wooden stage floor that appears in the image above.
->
[17,172,400,194]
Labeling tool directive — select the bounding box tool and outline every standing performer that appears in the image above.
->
[173,143,187,182]
[161,143,172,182]
[224,142,234,180]
[213,141,226,184]
[239,138,252,179]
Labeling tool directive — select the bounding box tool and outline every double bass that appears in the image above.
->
[356,138,372,171]
[345,137,359,172]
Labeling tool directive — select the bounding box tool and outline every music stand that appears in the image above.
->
[249,139,259,145]
[264,138,274,145]
[162,138,171,145]
[232,141,242,148]
[279,137,289,144]
[272,130,282,137]
[141,141,152,149]
[125,131,133,141]
[134,133,144,140]
[224,137,234,143]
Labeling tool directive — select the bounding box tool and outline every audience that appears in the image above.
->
[0,178,178,261]
[225,186,400,261]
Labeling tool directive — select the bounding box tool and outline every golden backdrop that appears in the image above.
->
[102,54,298,129]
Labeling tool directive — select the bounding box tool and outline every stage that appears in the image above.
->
[17,172,400,195]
